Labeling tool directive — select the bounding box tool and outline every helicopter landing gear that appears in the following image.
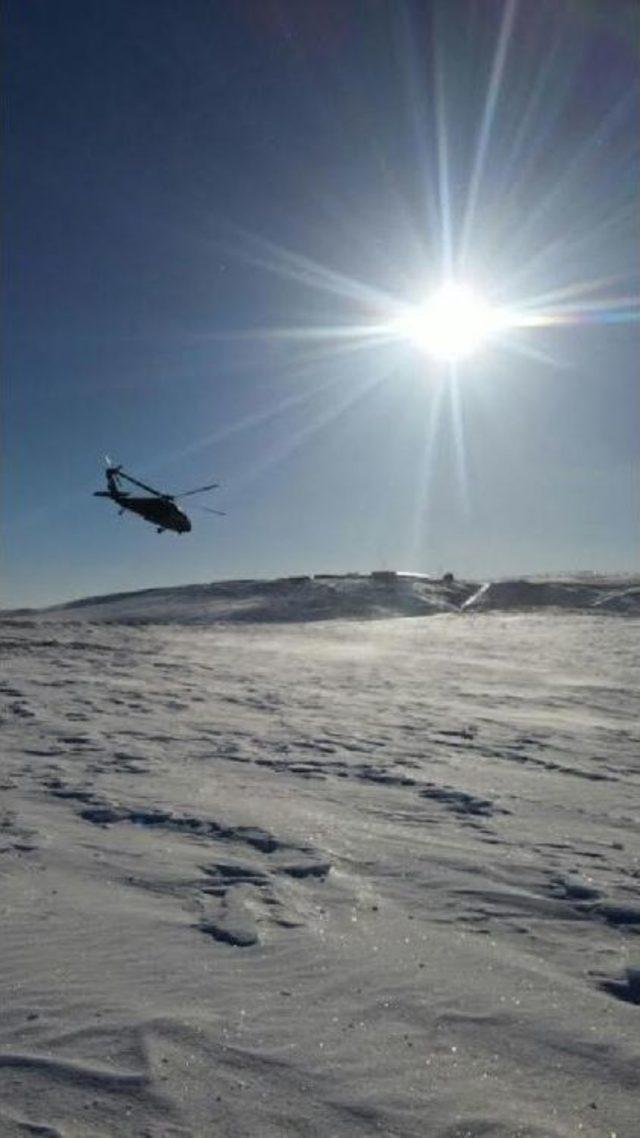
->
[156,527,164,534]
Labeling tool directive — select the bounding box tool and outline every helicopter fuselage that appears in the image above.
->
[94,489,191,533]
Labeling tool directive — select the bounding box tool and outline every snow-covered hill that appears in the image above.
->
[463,576,640,613]
[8,571,640,624]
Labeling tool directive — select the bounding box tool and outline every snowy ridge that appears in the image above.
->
[8,571,640,624]
[462,576,640,613]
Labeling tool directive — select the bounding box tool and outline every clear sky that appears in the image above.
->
[4,0,639,608]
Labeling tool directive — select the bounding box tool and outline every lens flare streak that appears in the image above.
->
[174,1,639,539]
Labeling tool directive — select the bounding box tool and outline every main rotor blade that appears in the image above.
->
[117,469,166,497]
[196,505,226,516]
[172,482,219,499]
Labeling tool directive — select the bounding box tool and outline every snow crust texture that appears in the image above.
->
[1,584,639,1136]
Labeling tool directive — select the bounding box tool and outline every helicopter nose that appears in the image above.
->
[181,516,191,533]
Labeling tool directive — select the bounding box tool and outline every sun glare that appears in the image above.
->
[397,283,505,361]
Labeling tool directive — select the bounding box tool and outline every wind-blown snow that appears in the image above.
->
[10,571,640,624]
[1,575,638,1136]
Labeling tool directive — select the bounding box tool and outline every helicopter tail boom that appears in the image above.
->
[96,459,223,532]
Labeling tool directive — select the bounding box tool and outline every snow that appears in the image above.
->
[10,571,640,624]
[462,577,640,613]
[1,576,639,1135]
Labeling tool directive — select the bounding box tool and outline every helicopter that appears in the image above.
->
[94,460,225,534]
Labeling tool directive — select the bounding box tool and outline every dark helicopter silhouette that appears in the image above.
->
[94,461,224,533]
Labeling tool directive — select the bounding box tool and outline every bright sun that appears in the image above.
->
[396,282,505,361]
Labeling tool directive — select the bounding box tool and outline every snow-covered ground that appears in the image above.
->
[1,577,639,1136]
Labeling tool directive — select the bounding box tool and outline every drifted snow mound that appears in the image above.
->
[27,574,478,625]
[593,586,640,612]
[7,573,639,625]
[463,577,640,613]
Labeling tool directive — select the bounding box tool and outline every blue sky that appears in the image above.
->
[4,0,639,607]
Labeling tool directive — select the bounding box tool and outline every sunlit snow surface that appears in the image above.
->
[1,576,639,1137]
